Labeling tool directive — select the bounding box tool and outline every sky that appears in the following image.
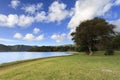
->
[0,0,120,46]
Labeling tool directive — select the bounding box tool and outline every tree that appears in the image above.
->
[112,33,120,50]
[71,18,115,55]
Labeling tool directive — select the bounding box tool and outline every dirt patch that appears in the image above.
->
[101,69,113,73]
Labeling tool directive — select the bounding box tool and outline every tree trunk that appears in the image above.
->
[88,46,93,56]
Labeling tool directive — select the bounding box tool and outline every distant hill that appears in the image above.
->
[10,45,34,51]
[0,44,35,52]
[0,44,75,52]
[0,44,11,51]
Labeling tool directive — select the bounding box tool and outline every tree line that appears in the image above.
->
[29,45,76,52]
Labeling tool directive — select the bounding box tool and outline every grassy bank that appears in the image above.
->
[0,51,120,80]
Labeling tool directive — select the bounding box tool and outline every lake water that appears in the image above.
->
[0,52,71,64]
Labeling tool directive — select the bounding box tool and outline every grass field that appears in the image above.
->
[0,51,120,80]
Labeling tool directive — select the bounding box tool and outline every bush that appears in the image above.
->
[104,49,114,55]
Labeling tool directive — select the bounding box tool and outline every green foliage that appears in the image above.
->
[29,45,75,52]
[104,49,114,55]
[103,37,115,55]
[71,17,115,55]
[111,33,120,50]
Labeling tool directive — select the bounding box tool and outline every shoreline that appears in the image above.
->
[0,53,74,69]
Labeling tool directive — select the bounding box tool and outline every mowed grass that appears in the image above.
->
[0,51,120,80]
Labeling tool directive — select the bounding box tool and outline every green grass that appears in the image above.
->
[0,51,120,80]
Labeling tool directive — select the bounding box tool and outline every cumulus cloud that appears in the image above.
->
[67,0,120,34]
[23,33,44,41]
[13,33,23,39]
[7,14,18,27]
[18,15,34,27]
[14,32,44,41]
[35,1,71,23]
[36,34,44,40]
[0,14,34,27]
[23,33,35,41]
[46,1,69,23]
[1,0,119,30]
[33,27,40,34]
[68,0,111,29]
[10,0,20,9]
[0,14,18,27]
[51,33,66,42]
[35,11,46,22]
[0,1,71,28]
[22,3,43,14]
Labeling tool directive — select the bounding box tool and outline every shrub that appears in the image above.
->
[104,49,114,55]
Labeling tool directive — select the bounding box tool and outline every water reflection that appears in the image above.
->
[0,52,70,64]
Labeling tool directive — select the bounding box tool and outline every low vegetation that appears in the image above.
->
[0,51,120,80]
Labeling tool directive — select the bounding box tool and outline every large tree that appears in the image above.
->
[112,33,120,50]
[71,18,115,55]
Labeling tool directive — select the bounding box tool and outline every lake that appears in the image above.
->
[0,52,71,64]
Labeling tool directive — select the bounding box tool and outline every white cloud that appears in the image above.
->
[13,32,44,41]
[68,0,117,33]
[0,14,18,27]
[35,11,46,22]
[14,33,23,39]
[0,14,7,27]
[0,1,71,28]
[1,0,119,30]
[68,0,111,29]
[18,15,34,27]
[110,19,120,32]
[23,33,35,41]
[0,14,34,27]
[35,1,71,23]
[115,0,120,5]
[36,34,44,41]
[10,0,20,9]
[7,14,18,27]
[22,3,43,14]
[51,33,66,42]
[46,1,70,23]
[33,27,40,34]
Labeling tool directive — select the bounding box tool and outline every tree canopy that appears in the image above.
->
[112,33,120,49]
[71,18,115,55]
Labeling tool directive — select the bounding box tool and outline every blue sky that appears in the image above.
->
[0,0,120,46]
